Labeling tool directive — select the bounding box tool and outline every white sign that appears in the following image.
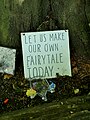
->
[0,47,16,75]
[21,30,71,79]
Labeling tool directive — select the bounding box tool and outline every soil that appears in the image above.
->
[0,56,90,119]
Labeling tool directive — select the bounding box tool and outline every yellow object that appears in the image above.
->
[4,74,13,79]
[74,89,79,94]
[26,88,37,98]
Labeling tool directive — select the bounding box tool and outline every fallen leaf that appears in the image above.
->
[72,67,78,75]
[4,74,13,79]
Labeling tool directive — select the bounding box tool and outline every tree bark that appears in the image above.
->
[0,95,90,120]
[51,0,90,59]
[0,0,90,59]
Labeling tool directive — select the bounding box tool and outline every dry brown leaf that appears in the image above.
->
[72,67,78,75]
[4,74,13,79]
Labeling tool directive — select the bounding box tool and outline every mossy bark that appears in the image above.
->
[0,0,50,48]
[0,0,90,59]
[51,0,90,59]
[0,95,90,120]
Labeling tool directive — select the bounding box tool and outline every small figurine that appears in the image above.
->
[26,88,37,99]
[32,79,49,101]
[48,81,56,93]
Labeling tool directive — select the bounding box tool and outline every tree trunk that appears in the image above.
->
[0,0,90,59]
[51,0,90,59]
[0,95,90,120]
[0,1,90,118]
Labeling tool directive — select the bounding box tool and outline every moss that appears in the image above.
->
[51,0,90,59]
[0,0,10,46]
[0,95,90,120]
[0,0,50,48]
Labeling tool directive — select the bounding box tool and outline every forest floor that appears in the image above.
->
[0,95,90,120]
[0,56,90,119]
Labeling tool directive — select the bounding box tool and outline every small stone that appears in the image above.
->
[1,85,4,89]
[74,89,79,94]
[70,111,73,114]
[89,23,90,27]
[27,104,30,107]
[60,102,64,105]
[42,97,47,101]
